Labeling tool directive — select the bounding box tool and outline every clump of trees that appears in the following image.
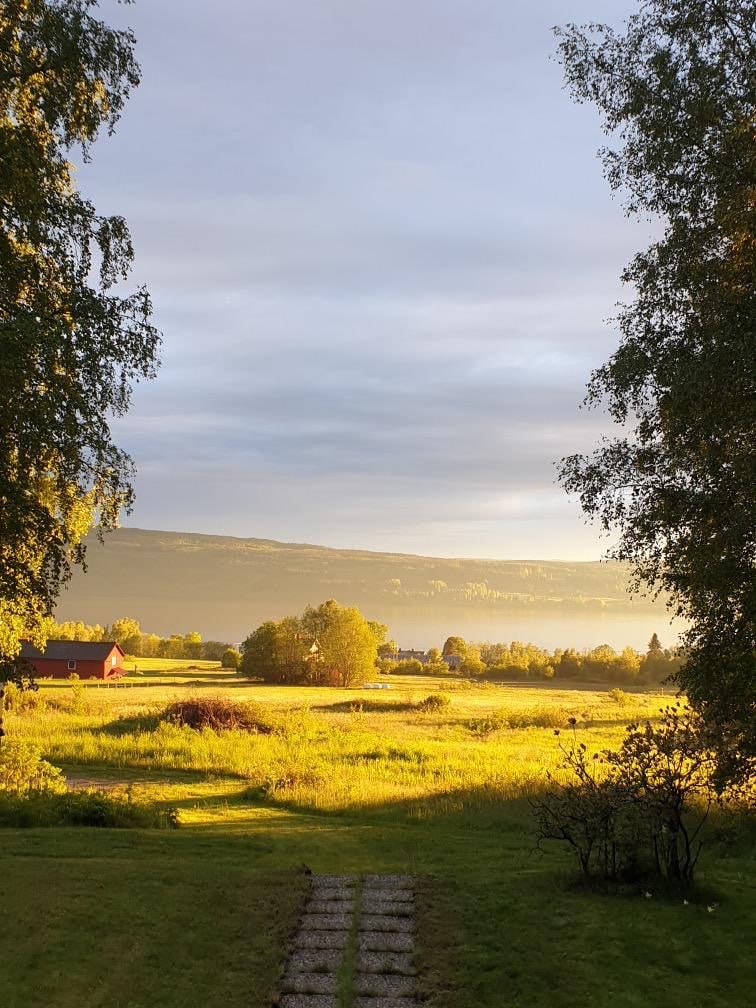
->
[478,635,681,686]
[382,633,680,685]
[239,600,387,687]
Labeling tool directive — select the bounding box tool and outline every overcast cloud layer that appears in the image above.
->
[83,0,647,560]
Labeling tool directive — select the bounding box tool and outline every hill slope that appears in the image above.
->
[56,527,664,642]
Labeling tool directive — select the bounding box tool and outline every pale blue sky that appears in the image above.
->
[83,0,647,560]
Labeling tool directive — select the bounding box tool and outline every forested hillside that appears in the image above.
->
[56,528,666,642]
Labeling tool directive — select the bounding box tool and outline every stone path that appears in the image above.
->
[275,874,418,1008]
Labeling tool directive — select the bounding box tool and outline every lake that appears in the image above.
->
[380,606,683,653]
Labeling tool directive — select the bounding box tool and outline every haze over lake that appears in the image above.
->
[58,528,677,653]
[381,606,681,654]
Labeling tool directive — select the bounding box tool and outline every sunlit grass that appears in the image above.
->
[14,672,671,813]
[122,656,224,672]
[2,669,754,1008]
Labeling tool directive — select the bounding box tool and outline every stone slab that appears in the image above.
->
[360,889,413,903]
[360,915,415,933]
[281,972,340,996]
[356,950,416,976]
[301,913,353,931]
[363,875,414,890]
[360,897,414,917]
[357,931,415,953]
[279,996,337,1008]
[355,973,416,998]
[286,949,344,974]
[311,874,356,887]
[294,930,350,950]
[354,999,417,1008]
[308,891,354,907]
[306,899,356,915]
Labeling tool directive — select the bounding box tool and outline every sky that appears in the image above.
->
[81,0,649,561]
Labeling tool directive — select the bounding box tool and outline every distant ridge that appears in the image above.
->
[56,527,665,642]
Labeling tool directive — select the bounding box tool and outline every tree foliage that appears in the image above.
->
[477,638,678,685]
[555,1,755,778]
[0,0,160,660]
[240,600,385,687]
[442,636,467,657]
[48,617,232,661]
[220,647,240,670]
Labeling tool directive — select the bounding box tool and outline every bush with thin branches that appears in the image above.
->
[532,706,723,888]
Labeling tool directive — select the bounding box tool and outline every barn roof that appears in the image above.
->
[19,640,124,661]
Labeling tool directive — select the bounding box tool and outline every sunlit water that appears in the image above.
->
[380,606,684,653]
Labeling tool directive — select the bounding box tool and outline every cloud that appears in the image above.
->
[94,0,641,559]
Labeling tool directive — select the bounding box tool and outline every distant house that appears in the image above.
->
[396,649,428,664]
[442,654,462,671]
[19,640,126,680]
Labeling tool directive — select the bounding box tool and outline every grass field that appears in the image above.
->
[1,666,753,1007]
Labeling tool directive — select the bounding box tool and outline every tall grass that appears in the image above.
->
[5,681,665,813]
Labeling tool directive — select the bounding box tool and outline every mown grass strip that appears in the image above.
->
[337,877,363,1008]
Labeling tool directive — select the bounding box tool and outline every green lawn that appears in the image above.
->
[1,672,753,1007]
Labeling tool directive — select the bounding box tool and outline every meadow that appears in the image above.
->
[1,662,753,1008]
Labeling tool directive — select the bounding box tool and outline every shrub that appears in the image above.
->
[67,673,89,714]
[531,706,721,888]
[0,740,66,795]
[506,706,570,729]
[468,706,571,736]
[221,648,241,670]
[417,693,451,713]
[468,710,509,737]
[57,790,179,828]
[0,790,179,829]
[257,760,325,795]
[2,681,18,711]
[2,683,48,714]
[162,695,275,733]
[607,688,634,706]
[393,658,425,675]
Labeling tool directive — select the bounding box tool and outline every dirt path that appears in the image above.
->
[275,873,418,1008]
[65,774,131,791]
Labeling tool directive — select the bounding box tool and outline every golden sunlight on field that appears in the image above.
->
[8,665,675,816]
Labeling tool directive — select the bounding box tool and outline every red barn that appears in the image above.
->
[19,640,126,680]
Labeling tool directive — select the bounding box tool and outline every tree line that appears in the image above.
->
[50,618,238,665]
[380,633,680,685]
[52,609,679,686]
[475,633,680,685]
[236,603,680,688]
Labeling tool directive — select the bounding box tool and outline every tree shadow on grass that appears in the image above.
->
[584,712,665,729]
[120,669,241,684]
[98,713,162,735]
[231,780,537,837]
[315,699,417,714]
